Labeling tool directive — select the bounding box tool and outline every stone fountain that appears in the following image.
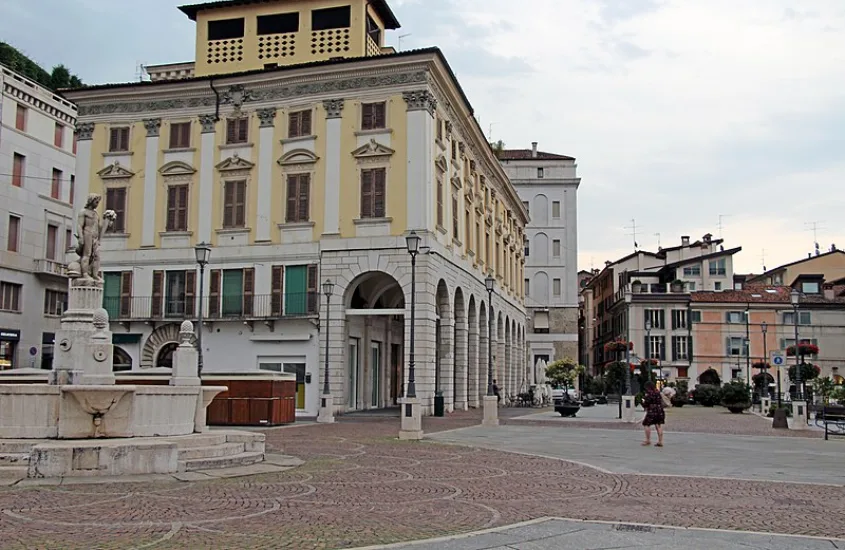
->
[0,195,266,480]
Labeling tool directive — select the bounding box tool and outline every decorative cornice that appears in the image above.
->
[75,122,95,141]
[76,71,428,116]
[278,148,319,166]
[222,84,257,113]
[216,153,255,172]
[402,90,437,115]
[257,108,276,127]
[143,118,161,137]
[323,99,344,119]
[98,161,135,180]
[351,138,395,161]
[199,114,217,133]
[159,160,197,179]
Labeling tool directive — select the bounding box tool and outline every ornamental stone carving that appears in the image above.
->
[257,108,276,127]
[199,114,217,133]
[323,99,344,119]
[402,90,437,115]
[143,118,162,137]
[75,122,95,141]
[222,84,257,111]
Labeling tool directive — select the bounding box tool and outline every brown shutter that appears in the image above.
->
[226,120,236,144]
[373,168,385,218]
[238,118,248,142]
[301,110,311,135]
[437,179,444,226]
[299,174,310,222]
[120,128,129,151]
[223,182,234,227]
[109,129,118,152]
[307,264,318,314]
[120,271,133,318]
[151,270,164,318]
[209,269,221,317]
[178,185,188,231]
[243,267,254,316]
[185,269,196,317]
[271,266,284,316]
[167,186,177,231]
[288,111,297,137]
[374,103,385,128]
[361,170,373,218]
[362,103,373,129]
[235,180,246,226]
[286,175,298,222]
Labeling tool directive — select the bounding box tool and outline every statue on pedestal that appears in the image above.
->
[68,194,116,283]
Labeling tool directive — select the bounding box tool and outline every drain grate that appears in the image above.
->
[615,524,655,533]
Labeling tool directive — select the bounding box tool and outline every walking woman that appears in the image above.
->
[641,381,665,447]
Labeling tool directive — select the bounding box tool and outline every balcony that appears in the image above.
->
[34,259,68,279]
[103,292,320,322]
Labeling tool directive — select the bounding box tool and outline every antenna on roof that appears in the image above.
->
[136,62,149,82]
[487,123,496,141]
[761,249,766,272]
[805,221,825,256]
[717,214,731,239]
[624,219,640,250]
[397,33,412,51]
[654,233,660,249]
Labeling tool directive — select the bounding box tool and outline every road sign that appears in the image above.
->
[770,350,786,368]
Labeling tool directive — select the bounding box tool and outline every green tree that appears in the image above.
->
[545,358,584,393]
[0,43,83,90]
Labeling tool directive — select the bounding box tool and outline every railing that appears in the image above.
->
[34,259,68,277]
[102,292,319,321]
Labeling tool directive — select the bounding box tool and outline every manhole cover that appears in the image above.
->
[615,524,655,533]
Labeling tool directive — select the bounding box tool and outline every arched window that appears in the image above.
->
[113,346,133,372]
[155,342,178,369]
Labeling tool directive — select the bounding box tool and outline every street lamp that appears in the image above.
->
[321,279,334,397]
[624,290,632,396]
[790,288,801,400]
[405,231,421,398]
[762,321,774,404]
[194,242,211,374]
[485,275,495,396]
[744,307,751,392]
[645,319,652,385]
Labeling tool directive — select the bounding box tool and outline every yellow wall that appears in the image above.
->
[194,0,381,77]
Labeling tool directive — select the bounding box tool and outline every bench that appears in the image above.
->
[815,406,845,441]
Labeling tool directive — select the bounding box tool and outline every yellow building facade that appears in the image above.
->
[64,0,528,417]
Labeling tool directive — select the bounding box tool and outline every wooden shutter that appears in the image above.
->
[660,338,666,361]
[235,181,246,227]
[109,128,118,151]
[672,336,678,361]
[271,266,284,316]
[226,120,237,144]
[177,185,188,231]
[238,118,248,142]
[185,269,196,317]
[361,169,373,218]
[120,128,129,151]
[659,310,665,329]
[286,175,298,222]
[209,269,221,317]
[373,169,385,218]
[301,109,312,135]
[307,264,318,314]
[120,271,133,318]
[242,267,254,316]
[373,102,385,128]
[362,103,373,130]
[288,112,299,138]
[167,186,177,231]
[299,174,310,222]
[436,179,444,226]
[223,182,234,227]
[151,270,164,318]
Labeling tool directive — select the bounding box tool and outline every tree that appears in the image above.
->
[812,377,835,404]
[545,358,585,393]
[0,43,84,90]
[489,140,506,156]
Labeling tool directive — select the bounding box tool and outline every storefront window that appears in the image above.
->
[0,330,20,369]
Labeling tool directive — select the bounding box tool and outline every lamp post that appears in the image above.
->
[194,242,211,374]
[645,319,652,386]
[744,307,751,392]
[790,289,801,400]
[317,279,335,423]
[405,231,421,398]
[624,290,632,395]
[762,321,773,402]
[485,276,495,396]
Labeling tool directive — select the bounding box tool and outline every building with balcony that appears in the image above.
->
[62,0,529,417]
[498,143,580,370]
[0,65,77,369]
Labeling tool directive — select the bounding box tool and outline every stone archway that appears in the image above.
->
[478,300,489,402]
[467,295,479,408]
[141,323,195,368]
[453,288,467,411]
[435,279,452,409]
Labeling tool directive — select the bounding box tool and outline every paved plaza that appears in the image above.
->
[0,406,843,549]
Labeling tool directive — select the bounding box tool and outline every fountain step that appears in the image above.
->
[0,465,27,479]
[171,433,229,449]
[179,451,265,472]
[0,453,29,465]
[0,441,36,454]
[178,442,245,461]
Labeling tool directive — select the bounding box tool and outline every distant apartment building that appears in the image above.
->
[0,64,77,369]
[498,142,580,370]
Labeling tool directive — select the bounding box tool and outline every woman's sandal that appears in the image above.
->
[641,442,651,446]
[655,443,663,447]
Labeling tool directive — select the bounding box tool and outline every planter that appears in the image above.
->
[555,404,581,417]
[581,399,596,407]
[631,282,643,293]
[726,404,750,414]
[670,399,685,408]
[670,281,684,293]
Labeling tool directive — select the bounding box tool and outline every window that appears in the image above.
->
[671,309,688,329]
[645,309,664,329]
[166,185,189,231]
[288,109,312,138]
[279,264,318,315]
[7,216,20,252]
[687,281,696,291]
[286,174,310,222]
[465,209,471,249]
[552,239,561,257]
[436,118,443,142]
[69,175,75,205]
[223,180,246,228]
[65,229,72,251]
[452,194,459,237]
[164,271,187,317]
[553,278,561,296]
[552,201,560,218]
[672,336,690,360]
[801,281,820,294]
[524,238,530,257]
[475,221,481,261]
[169,122,191,149]
[436,178,444,227]
[783,311,811,325]
[366,13,382,45]
[525,278,530,296]
[104,271,133,319]
[226,118,249,144]
[734,281,743,290]
[714,281,722,291]
[648,336,665,360]
[726,311,743,324]
[683,264,701,276]
[105,188,126,232]
[0,282,22,312]
[361,102,386,130]
[728,336,746,356]
[311,5,350,30]
[781,338,818,355]
[46,225,58,260]
[208,17,245,40]
[43,290,67,316]
[54,123,64,148]
[108,127,130,152]
[51,169,62,200]
[360,168,386,218]
[690,310,702,323]
[522,201,529,213]
[12,153,25,187]
[709,258,726,276]
[537,167,544,179]
[15,104,26,131]
[257,12,299,34]
[451,139,458,161]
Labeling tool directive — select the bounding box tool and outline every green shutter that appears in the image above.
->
[285,265,307,315]
[103,273,121,319]
[221,269,243,316]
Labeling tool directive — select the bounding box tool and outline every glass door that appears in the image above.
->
[348,338,360,410]
[222,269,243,316]
[371,341,381,407]
[103,273,121,320]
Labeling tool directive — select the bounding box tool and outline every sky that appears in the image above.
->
[2,0,844,274]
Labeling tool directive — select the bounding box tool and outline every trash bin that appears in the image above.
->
[434,391,445,417]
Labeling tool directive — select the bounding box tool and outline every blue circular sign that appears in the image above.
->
[29,347,37,356]
[773,356,784,366]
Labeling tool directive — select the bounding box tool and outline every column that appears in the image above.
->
[467,315,479,408]
[141,118,161,247]
[323,99,344,236]
[73,123,95,206]
[198,115,217,243]
[255,108,276,242]
[505,332,513,395]
[478,314,489,402]
[497,332,506,396]
[454,319,468,411]
[439,317,454,412]
[403,91,437,230]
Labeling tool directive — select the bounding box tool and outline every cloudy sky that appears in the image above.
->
[2,0,844,274]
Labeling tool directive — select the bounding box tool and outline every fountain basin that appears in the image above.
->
[0,385,61,438]
[60,385,136,439]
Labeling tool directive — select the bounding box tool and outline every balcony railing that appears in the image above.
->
[103,292,319,322]
[34,259,68,277]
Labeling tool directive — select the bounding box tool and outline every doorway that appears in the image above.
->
[371,341,382,407]
[348,338,360,409]
[390,343,402,404]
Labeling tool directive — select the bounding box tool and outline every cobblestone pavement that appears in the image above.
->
[0,406,842,549]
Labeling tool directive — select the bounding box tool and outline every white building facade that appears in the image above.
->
[499,143,580,368]
[0,65,76,370]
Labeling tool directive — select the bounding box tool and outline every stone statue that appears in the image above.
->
[71,194,116,283]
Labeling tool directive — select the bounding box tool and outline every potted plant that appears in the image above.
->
[694,384,720,407]
[670,279,684,293]
[720,380,751,413]
[546,359,585,417]
[631,280,643,293]
[669,380,688,407]
[603,339,633,354]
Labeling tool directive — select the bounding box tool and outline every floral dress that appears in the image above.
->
[642,389,666,426]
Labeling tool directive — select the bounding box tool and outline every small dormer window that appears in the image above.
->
[537,167,544,179]
[801,281,820,294]
[312,6,351,30]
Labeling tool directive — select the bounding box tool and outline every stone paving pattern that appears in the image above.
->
[0,406,842,549]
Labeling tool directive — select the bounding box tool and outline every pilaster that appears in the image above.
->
[467,321,479,408]
[403,91,436,231]
[438,317,454,412]
[198,115,216,243]
[73,123,94,207]
[141,118,161,247]
[255,108,276,242]
[323,99,344,236]
[454,322,468,411]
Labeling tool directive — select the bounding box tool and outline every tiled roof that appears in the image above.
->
[691,285,792,303]
[178,0,401,28]
[746,249,845,282]
[497,149,575,161]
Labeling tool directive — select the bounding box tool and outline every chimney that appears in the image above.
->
[681,236,690,246]
[703,233,712,244]
[824,283,835,300]
[531,142,538,158]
